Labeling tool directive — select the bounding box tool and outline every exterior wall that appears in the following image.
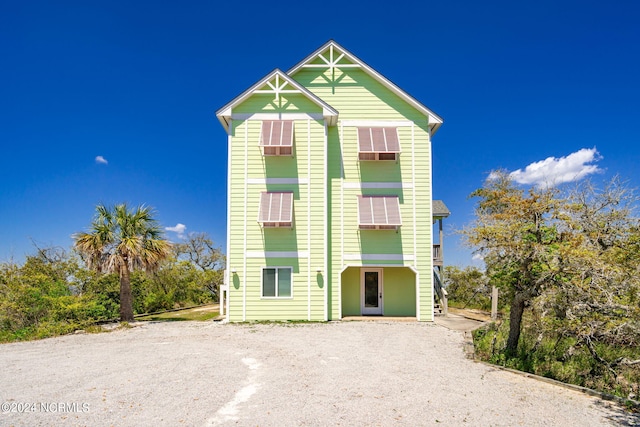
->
[340,267,360,316]
[224,48,436,322]
[227,94,327,321]
[341,267,416,317]
[291,66,434,321]
[383,267,417,316]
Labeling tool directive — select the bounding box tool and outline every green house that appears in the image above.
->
[216,41,448,322]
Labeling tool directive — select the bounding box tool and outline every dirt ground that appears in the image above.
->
[0,320,637,426]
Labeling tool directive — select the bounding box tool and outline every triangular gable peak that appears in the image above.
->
[288,40,443,135]
[216,69,338,133]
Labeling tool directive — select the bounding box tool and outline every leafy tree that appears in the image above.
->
[463,171,563,354]
[552,178,640,370]
[443,265,494,310]
[172,232,225,300]
[74,204,171,322]
[0,248,110,341]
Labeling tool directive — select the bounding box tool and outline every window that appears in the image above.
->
[357,127,400,161]
[260,120,294,156]
[258,192,293,228]
[262,267,292,298]
[358,195,402,230]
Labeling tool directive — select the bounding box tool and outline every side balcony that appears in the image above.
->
[433,244,443,267]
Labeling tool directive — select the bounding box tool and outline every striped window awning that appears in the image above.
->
[358,127,400,153]
[258,192,293,227]
[358,195,402,229]
[261,121,294,155]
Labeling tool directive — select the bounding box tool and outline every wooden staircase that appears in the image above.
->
[433,268,448,316]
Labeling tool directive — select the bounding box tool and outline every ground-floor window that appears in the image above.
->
[262,267,292,298]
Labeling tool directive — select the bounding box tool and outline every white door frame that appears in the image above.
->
[360,268,383,315]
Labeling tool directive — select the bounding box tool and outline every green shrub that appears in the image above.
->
[473,318,640,401]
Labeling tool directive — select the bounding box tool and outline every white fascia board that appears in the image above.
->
[344,254,415,261]
[343,182,413,189]
[247,178,309,185]
[287,40,443,130]
[246,251,309,258]
[232,112,324,121]
[215,69,338,132]
[341,120,414,128]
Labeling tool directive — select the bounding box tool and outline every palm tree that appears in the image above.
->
[74,204,172,322]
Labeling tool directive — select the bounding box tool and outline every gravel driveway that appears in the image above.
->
[0,321,637,426]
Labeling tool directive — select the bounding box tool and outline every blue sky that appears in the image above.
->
[2,1,639,266]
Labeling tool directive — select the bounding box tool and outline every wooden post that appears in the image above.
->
[491,285,498,320]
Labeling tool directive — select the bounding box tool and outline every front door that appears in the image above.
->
[361,268,383,315]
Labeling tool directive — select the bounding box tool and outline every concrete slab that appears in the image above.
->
[341,316,417,322]
[434,312,486,331]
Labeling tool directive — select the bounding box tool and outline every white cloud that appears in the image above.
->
[95,155,108,165]
[165,223,187,239]
[509,148,602,188]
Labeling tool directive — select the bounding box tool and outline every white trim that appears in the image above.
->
[344,254,415,261]
[339,121,345,311]
[416,270,421,321]
[232,112,325,121]
[246,251,309,258]
[248,178,308,185]
[307,118,312,321]
[216,69,339,131]
[428,125,435,322]
[360,268,384,315]
[243,122,248,321]
[260,266,294,299]
[338,270,342,320]
[324,120,329,321]
[405,265,420,320]
[412,122,417,270]
[345,263,414,269]
[287,41,443,134]
[225,120,233,320]
[341,120,414,127]
[343,182,413,189]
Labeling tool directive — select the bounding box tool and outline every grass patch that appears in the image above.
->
[137,306,219,322]
[473,319,640,406]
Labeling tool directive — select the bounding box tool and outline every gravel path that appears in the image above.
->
[0,321,637,426]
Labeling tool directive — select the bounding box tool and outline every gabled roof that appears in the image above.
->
[288,40,444,135]
[432,200,450,218]
[216,69,339,132]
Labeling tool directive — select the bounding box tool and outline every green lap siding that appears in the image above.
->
[383,268,416,317]
[226,107,327,321]
[341,267,360,316]
[221,42,441,322]
[340,267,416,317]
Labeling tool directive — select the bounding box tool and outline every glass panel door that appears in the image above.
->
[361,268,383,315]
[364,272,379,308]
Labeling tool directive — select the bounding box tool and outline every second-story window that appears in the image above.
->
[258,191,294,228]
[357,195,402,230]
[358,127,400,161]
[260,120,294,156]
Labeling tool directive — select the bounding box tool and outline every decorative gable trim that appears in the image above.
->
[216,69,338,133]
[288,40,443,135]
